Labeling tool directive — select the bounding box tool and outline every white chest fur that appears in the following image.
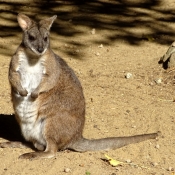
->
[14,52,46,146]
[19,54,44,93]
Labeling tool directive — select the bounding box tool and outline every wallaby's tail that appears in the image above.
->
[69,132,160,152]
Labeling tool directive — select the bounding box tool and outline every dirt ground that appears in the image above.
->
[0,0,175,175]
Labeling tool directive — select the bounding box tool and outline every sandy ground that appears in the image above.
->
[0,0,175,174]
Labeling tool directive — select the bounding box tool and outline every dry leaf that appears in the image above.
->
[104,154,124,166]
[145,35,155,41]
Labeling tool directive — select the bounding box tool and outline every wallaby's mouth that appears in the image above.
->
[25,47,47,57]
[31,47,47,56]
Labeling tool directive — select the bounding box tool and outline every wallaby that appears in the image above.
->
[0,14,159,160]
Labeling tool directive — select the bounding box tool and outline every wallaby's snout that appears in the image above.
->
[37,47,44,53]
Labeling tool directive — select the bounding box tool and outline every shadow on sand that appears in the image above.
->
[0,114,24,142]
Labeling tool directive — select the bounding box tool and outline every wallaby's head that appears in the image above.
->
[17,13,57,56]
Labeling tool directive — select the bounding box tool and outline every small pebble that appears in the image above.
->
[93,124,98,128]
[152,162,158,166]
[126,159,131,163]
[95,52,100,56]
[155,144,160,149]
[79,164,84,167]
[116,167,120,171]
[75,49,80,53]
[149,82,154,86]
[126,110,130,113]
[64,168,71,173]
[91,28,96,35]
[125,73,133,79]
[98,44,104,48]
[168,167,174,171]
[155,78,162,84]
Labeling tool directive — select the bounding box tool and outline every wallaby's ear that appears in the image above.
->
[39,15,57,31]
[17,13,34,31]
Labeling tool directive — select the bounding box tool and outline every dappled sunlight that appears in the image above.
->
[0,1,175,174]
[0,0,175,58]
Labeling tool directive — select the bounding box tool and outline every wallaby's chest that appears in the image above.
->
[18,53,45,93]
[14,53,46,144]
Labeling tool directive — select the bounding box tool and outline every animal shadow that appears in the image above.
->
[0,114,24,142]
[158,57,169,69]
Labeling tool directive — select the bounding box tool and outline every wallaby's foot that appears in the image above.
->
[19,139,59,160]
[0,141,29,148]
[19,151,56,160]
[34,142,45,151]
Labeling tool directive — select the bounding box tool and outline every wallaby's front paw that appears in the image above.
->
[19,89,28,96]
[31,91,39,99]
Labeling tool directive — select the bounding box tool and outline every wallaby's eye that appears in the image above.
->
[29,35,36,41]
[44,36,48,42]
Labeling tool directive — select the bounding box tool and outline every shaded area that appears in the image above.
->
[0,0,175,58]
[0,114,38,151]
[0,114,24,142]
[158,58,169,69]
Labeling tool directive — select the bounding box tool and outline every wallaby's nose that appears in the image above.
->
[38,47,44,53]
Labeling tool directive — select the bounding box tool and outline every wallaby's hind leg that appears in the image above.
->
[19,139,58,160]
[0,141,29,149]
